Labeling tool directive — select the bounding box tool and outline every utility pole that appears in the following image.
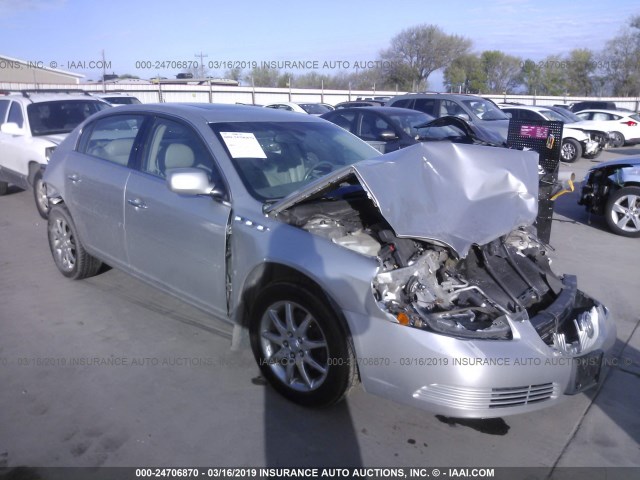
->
[195,52,208,78]
[101,49,107,92]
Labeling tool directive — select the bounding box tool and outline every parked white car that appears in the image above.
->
[575,109,640,147]
[0,90,110,217]
[264,102,332,116]
[93,92,142,106]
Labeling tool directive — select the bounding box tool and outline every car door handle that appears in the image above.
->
[127,198,148,209]
[67,174,80,183]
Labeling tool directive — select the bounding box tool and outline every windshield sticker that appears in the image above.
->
[220,132,267,158]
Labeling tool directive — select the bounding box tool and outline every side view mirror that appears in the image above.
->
[1,122,24,135]
[166,168,224,198]
[454,113,471,121]
[379,130,398,141]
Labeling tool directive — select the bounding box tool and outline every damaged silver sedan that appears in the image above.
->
[44,104,615,417]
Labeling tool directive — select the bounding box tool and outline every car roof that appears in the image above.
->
[576,109,629,115]
[500,105,551,112]
[390,93,487,101]
[94,92,136,97]
[327,106,430,115]
[2,91,106,104]
[87,102,325,123]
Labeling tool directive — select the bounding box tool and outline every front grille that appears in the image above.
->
[413,382,558,410]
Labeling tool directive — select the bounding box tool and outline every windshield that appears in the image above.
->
[460,98,509,121]
[105,96,141,105]
[27,100,110,136]
[549,107,581,123]
[539,109,571,122]
[210,121,380,201]
[388,111,434,137]
[299,104,332,115]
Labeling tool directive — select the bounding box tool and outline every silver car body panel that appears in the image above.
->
[268,142,539,258]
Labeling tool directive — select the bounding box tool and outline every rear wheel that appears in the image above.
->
[561,139,582,163]
[605,186,640,237]
[250,283,356,407]
[610,131,625,148]
[0,181,7,196]
[47,204,103,279]
[33,171,49,219]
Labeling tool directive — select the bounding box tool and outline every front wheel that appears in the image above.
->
[249,283,357,407]
[605,186,640,237]
[561,138,582,163]
[47,204,103,279]
[33,171,49,219]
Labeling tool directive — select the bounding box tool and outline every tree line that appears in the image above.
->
[225,16,640,96]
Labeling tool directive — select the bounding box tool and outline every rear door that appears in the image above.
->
[66,113,146,265]
[124,116,231,315]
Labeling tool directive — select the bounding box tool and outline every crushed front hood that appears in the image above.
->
[267,142,539,258]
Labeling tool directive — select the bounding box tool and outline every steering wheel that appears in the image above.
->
[304,161,334,181]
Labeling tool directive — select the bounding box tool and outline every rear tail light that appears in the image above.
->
[623,121,637,126]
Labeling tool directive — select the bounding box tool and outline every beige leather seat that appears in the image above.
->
[163,144,195,173]
[100,138,135,165]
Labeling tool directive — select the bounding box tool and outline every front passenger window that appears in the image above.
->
[141,118,219,184]
[8,102,24,128]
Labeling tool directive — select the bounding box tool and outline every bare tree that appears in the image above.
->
[224,67,244,83]
[380,24,472,91]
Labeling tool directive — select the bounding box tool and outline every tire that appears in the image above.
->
[249,283,357,407]
[32,171,49,219]
[47,204,103,279]
[561,138,582,163]
[0,181,7,196]
[610,131,625,148]
[605,187,640,237]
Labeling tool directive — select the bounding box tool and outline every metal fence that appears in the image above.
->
[1,82,639,110]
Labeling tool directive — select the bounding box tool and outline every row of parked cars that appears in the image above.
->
[0,89,621,418]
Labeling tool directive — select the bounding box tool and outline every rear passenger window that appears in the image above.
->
[391,99,413,109]
[413,99,437,116]
[8,102,24,128]
[82,115,144,166]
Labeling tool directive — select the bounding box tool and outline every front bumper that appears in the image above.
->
[582,139,601,156]
[345,286,616,418]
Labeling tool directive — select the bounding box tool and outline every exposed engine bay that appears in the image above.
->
[279,189,599,347]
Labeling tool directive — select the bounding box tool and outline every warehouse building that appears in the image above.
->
[0,54,83,84]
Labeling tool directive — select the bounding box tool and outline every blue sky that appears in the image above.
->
[1,0,638,89]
